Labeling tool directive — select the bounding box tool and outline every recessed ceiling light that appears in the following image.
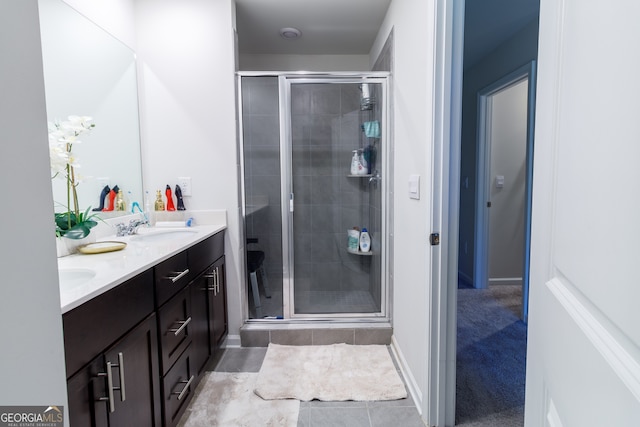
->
[279,27,301,40]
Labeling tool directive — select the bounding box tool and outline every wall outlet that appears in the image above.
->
[178,177,192,196]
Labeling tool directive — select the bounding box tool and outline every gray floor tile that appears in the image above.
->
[297,407,311,427]
[309,407,371,427]
[211,347,267,372]
[368,406,426,427]
[302,400,368,409]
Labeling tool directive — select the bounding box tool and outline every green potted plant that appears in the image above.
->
[49,116,100,251]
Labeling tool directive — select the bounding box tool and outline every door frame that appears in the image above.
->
[279,73,391,320]
[473,61,536,320]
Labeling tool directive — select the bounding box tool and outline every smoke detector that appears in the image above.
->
[279,27,302,40]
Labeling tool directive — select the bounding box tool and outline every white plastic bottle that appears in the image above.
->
[359,228,371,253]
[358,150,368,175]
[350,150,362,175]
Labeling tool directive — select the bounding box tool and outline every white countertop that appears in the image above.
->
[58,223,226,314]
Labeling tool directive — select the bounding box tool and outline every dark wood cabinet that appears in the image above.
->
[210,256,227,348]
[64,230,227,427]
[67,315,161,427]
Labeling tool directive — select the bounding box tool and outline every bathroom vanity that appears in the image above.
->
[59,224,227,427]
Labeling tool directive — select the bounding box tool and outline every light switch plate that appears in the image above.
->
[409,174,420,200]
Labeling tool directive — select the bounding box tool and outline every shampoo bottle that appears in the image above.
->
[350,150,361,175]
[359,228,371,253]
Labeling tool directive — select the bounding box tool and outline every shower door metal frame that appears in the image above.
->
[278,74,391,320]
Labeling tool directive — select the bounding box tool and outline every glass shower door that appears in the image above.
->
[285,78,386,317]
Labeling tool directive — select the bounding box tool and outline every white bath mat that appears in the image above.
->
[254,343,407,401]
[178,372,299,427]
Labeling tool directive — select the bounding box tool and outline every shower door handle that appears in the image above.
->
[289,193,294,212]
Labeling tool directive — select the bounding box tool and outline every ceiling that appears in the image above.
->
[235,0,539,64]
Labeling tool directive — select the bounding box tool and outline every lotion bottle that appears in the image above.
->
[359,228,371,253]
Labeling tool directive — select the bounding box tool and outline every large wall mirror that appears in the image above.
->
[39,0,143,216]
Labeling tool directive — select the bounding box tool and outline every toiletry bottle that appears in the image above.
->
[350,150,359,175]
[359,228,371,253]
[154,190,165,211]
[165,185,176,211]
[348,227,361,252]
[115,189,126,211]
[358,149,368,175]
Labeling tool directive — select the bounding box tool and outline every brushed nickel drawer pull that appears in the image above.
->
[117,352,126,402]
[167,268,190,283]
[173,375,195,401]
[97,361,116,412]
[168,317,192,336]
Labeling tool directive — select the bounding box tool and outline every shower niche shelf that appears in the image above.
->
[347,174,373,178]
[347,249,373,256]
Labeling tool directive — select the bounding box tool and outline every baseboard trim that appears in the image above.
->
[390,335,423,415]
[221,334,241,348]
[489,277,522,286]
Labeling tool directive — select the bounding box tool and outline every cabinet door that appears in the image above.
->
[104,315,161,426]
[67,356,109,427]
[190,270,211,377]
[210,256,227,347]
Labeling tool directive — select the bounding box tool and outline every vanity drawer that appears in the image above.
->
[63,269,154,378]
[154,250,190,307]
[188,231,224,277]
[162,345,195,427]
[157,285,192,375]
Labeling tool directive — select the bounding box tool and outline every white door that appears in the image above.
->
[525,0,640,425]
[487,79,528,288]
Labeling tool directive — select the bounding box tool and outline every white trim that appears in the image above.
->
[488,277,523,286]
[547,277,640,401]
[390,335,423,414]
[474,63,534,291]
[220,334,242,348]
[429,0,464,425]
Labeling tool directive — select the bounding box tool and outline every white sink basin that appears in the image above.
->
[58,268,96,290]
[130,229,198,243]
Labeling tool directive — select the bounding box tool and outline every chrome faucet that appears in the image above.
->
[115,218,149,237]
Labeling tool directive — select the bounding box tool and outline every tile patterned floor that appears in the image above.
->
[201,347,426,427]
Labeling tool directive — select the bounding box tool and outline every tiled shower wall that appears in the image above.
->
[242,77,283,291]
[290,83,374,301]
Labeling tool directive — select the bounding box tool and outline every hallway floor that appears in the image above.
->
[456,283,527,426]
[191,347,426,427]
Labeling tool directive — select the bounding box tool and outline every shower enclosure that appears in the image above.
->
[239,73,389,320]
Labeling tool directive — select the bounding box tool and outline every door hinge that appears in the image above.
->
[430,233,440,246]
[487,201,492,208]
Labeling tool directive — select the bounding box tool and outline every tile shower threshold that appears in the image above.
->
[240,321,393,347]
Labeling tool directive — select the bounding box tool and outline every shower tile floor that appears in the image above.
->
[295,290,379,314]
[251,290,380,318]
[193,347,425,427]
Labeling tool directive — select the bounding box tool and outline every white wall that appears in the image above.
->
[0,1,69,424]
[61,0,137,50]
[370,0,438,417]
[239,53,370,71]
[134,0,243,341]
